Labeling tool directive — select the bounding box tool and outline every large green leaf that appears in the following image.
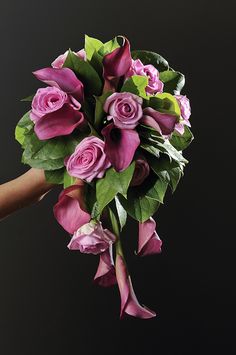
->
[98,37,120,56]
[159,70,185,95]
[85,35,103,60]
[44,168,65,184]
[63,171,76,188]
[121,75,148,99]
[96,162,135,214]
[131,50,169,72]
[63,49,103,96]
[148,93,181,117]
[169,126,194,151]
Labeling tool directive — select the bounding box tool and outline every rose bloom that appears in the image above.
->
[68,220,116,255]
[104,92,143,129]
[131,157,150,186]
[174,95,191,135]
[65,136,111,182]
[126,59,163,95]
[30,86,80,122]
[51,49,86,69]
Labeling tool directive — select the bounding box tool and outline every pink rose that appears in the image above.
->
[65,136,111,182]
[126,59,164,95]
[104,92,143,129]
[68,220,116,255]
[174,95,191,135]
[51,49,86,69]
[131,157,150,186]
[30,87,85,140]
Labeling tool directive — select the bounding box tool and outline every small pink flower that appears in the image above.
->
[174,95,191,135]
[94,245,117,287]
[104,92,143,129]
[116,254,156,319]
[141,107,177,136]
[131,157,150,186]
[51,49,86,69]
[126,59,163,95]
[68,220,116,255]
[65,136,111,182]
[138,217,162,256]
[53,184,90,235]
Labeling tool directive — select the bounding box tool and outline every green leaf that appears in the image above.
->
[15,126,26,145]
[131,50,169,72]
[85,35,103,60]
[63,171,76,188]
[63,49,103,96]
[44,168,65,184]
[98,37,120,56]
[15,111,34,145]
[169,126,194,151]
[107,205,120,237]
[115,196,127,231]
[96,162,135,213]
[148,93,181,117]
[121,75,148,99]
[21,94,34,102]
[94,91,112,130]
[159,70,185,95]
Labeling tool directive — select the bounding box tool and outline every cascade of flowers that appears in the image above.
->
[15,35,193,319]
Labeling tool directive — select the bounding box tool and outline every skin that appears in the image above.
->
[0,168,84,221]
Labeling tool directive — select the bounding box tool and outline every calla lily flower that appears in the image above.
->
[116,254,156,319]
[101,123,140,172]
[138,217,162,256]
[141,107,177,136]
[94,245,117,287]
[33,67,84,102]
[53,184,90,234]
[34,104,85,140]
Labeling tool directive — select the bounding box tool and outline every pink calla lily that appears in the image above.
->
[94,245,117,287]
[53,184,90,234]
[138,217,162,256]
[141,107,177,136]
[33,67,84,102]
[102,123,140,172]
[116,254,156,319]
[34,104,85,140]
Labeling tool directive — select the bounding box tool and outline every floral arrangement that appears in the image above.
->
[15,35,193,319]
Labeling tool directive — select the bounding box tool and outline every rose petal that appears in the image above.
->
[138,217,162,256]
[34,103,85,140]
[103,37,132,79]
[116,254,156,319]
[53,185,90,234]
[94,245,117,287]
[102,123,140,172]
[33,67,84,102]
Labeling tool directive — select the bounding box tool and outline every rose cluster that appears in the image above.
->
[16,35,192,319]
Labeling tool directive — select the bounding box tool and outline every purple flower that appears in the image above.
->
[104,92,143,129]
[141,107,177,136]
[94,245,117,287]
[51,49,86,69]
[138,217,162,256]
[53,184,90,235]
[68,220,116,255]
[126,59,163,95]
[102,123,140,172]
[33,67,84,103]
[131,157,150,186]
[116,254,156,319]
[174,95,191,135]
[65,136,111,182]
[30,86,85,140]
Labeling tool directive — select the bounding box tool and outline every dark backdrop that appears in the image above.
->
[0,0,235,354]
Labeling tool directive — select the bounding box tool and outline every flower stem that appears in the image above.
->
[108,206,124,258]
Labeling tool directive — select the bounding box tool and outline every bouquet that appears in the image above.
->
[15,35,193,319]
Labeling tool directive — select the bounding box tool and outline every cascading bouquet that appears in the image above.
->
[15,35,193,319]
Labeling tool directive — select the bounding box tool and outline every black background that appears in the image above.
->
[0,0,235,354]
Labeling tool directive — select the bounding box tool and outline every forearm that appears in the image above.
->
[0,168,55,220]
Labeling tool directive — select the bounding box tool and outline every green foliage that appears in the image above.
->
[115,196,127,231]
[169,126,194,151]
[96,162,135,214]
[121,75,148,99]
[63,49,103,96]
[63,171,76,188]
[148,93,181,117]
[94,91,112,130]
[44,168,65,184]
[131,50,169,72]
[159,70,185,95]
